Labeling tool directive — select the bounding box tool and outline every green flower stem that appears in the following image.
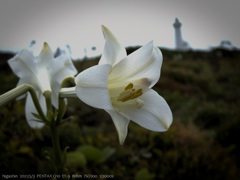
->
[59,87,77,98]
[43,90,53,120]
[55,77,75,126]
[0,84,28,106]
[0,84,68,176]
[56,97,66,125]
[43,90,67,176]
[0,84,47,122]
[60,76,75,88]
[50,121,66,175]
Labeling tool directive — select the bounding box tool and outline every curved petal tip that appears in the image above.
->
[42,42,51,52]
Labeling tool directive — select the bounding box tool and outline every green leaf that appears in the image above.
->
[63,146,70,167]
[100,146,116,163]
[67,151,86,168]
[61,116,74,125]
[76,145,103,164]
[29,118,49,126]
[140,148,152,158]
[134,168,155,180]
[31,113,49,125]
[18,146,33,155]
[32,112,42,120]
[153,149,163,158]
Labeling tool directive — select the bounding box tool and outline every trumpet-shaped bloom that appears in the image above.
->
[74,26,172,144]
[8,42,77,128]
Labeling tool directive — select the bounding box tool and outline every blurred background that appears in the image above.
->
[0,0,240,58]
[0,0,240,179]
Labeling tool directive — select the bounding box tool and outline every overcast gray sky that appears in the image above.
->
[0,0,240,58]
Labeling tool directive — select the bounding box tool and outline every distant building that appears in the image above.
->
[218,40,236,51]
[173,18,191,51]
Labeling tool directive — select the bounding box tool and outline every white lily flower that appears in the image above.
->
[74,26,172,144]
[8,42,77,128]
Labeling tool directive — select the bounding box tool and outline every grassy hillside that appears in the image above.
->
[0,48,239,179]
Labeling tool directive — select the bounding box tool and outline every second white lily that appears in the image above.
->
[8,43,77,128]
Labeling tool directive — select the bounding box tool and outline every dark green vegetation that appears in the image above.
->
[0,47,240,179]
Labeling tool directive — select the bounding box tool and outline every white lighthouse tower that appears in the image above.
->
[173,18,191,51]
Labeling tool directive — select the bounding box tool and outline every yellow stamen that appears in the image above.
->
[130,89,143,100]
[117,83,143,102]
[125,83,133,90]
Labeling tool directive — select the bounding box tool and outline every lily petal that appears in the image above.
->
[75,64,113,110]
[109,41,162,88]
[98,25,127,66]
[117,89,172,132]
[50,88,60,109]
[38,42,54,68]
[16,77,42,99]
[25,92,46,129]
[49,55,77,108]
[106,110,130,145]
[49,55,77,80]
[8,49,38,79]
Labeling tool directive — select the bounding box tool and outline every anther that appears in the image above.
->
[125,83,133,90]
[117,83,143,102]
